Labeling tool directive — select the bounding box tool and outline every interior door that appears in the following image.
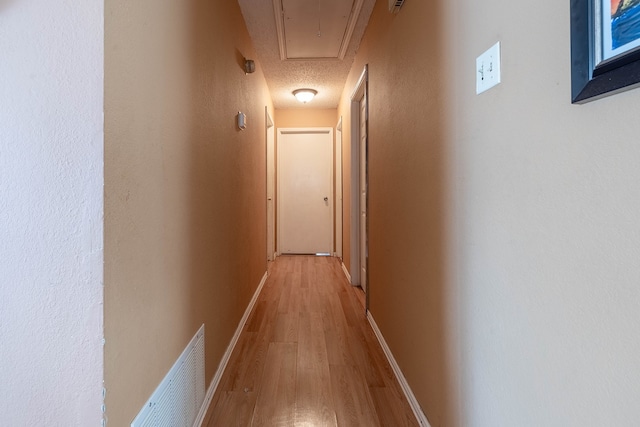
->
[335,117,343,259]
[350,66,368,296]
[277,128,333,254]
[359,95,367,292]
[266,108,275,261]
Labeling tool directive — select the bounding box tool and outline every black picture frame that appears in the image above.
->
[571,0,640,103]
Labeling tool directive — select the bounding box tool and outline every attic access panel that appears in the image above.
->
[275,0,364,60]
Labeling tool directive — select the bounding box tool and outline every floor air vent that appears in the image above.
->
[388,0,405,13]
[131,325,205,427]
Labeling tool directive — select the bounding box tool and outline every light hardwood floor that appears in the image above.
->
[204,255,418,427]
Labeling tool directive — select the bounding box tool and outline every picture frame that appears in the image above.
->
[571,0,640,103]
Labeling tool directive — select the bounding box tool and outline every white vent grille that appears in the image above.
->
[388,0,405,13]
[131,325,205,427]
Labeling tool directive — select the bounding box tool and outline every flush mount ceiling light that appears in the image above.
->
[293,89,317,103]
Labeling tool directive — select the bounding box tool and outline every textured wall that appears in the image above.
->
[339,0,640,425]
[274,108,338,128]
[104,0,272,424]
[450,0,640,424]
[0,0,104,424]
[339,1,455,424]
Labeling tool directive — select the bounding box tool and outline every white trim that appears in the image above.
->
[280,129,331,135]
[272,0,287,60]
[338,0,365,59]
[266,108,274,128]
[350,66,368,288]
[335,116,343,259]
[195,271,269,427]
[367,313,431,427]
[351,66,369,101]
[266,107,276,262]
[277,127,334,255]
[341,262,352,284]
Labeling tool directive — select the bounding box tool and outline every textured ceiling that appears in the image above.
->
[238,0,375,109]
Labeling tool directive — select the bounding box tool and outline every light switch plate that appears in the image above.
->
[476,42,501,94]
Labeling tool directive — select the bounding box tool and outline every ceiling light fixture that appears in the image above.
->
[293,89,318,103]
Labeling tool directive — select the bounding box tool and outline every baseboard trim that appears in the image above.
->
[341,262,351,284]
[367,312,431,427]
[194,271,269,427]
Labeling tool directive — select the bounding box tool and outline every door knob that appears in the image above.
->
[324,197,329,202]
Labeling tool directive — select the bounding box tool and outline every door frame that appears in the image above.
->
[277,127,334,255]
[335,116,343,259]
[350,66,368,301]
[265,107,275,261]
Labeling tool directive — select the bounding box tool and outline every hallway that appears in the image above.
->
[204,256,418,426]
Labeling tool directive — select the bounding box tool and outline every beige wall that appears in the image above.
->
[104,0,272,424]
[275,108,337,128]
[339,1,454,424]
[340,0,640,425]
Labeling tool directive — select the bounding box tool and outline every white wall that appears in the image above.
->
[0,1,104,424]
[448,0,640,425]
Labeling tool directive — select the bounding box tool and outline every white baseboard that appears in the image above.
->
[194,271,269,427]
[341,262,351,283]
[367,313,431,427]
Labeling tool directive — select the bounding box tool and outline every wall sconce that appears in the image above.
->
[244,59,255,74]
[293,89,317,103]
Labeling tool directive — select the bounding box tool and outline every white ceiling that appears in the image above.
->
[238,0,375,109]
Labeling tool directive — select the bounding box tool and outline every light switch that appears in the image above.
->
[476,42,501,94]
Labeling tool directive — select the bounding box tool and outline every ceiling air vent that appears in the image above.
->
[388,0,405,13]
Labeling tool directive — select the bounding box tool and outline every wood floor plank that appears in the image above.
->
[329,363,381,427]
[277,273,293,313]
[345,326,387,388]
[252,342,298,426]
[245,300,275,333]
[370,386,419,427]
[206,391,257,427]
[221,330,270,393]
[271,311,299,343]
[205,255,419,427]
[296,311,337,426]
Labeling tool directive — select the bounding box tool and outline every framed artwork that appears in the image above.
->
[571,0,640,103]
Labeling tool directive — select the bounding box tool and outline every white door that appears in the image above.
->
[350,66,368,297]
[266,108,275,261]
[359,95,367,292]
[336,117,343,259]
[278,128,333,254]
